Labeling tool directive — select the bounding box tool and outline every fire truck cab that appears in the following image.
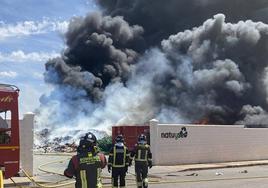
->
[0,84,20,179]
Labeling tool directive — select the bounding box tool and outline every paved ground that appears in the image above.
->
[4,154,268,187]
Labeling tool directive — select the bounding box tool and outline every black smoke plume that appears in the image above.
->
[45,12,144,102]
[38,0,268,139]
[160,14,268,124]
[97,0,268,46]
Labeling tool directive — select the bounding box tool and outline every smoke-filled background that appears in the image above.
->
[36,0,268,141]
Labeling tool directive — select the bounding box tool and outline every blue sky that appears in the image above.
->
[0,0,98,117]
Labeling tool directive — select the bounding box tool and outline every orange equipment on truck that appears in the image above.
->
[0,84,20,179]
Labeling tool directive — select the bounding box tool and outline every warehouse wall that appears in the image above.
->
[150,119,268,165]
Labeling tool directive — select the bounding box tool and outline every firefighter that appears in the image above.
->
[64,132,107,188]
[130,134,152,188]
[108,134,130,188]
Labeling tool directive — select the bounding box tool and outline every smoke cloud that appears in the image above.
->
[45,12,144,102]
[160,14,268,124]
[97,0,268,46]
[37,0,268,141]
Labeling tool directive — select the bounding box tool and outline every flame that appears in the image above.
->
[194,117,210,125]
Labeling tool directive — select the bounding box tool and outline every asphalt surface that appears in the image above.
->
[5,154,268,188]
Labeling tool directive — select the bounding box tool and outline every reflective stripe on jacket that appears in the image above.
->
[108,143,130,168]
[130,143,152,164]
[64,151,107,188]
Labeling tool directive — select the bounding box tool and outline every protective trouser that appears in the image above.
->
[135,163,148,188]
[112,167,126,188]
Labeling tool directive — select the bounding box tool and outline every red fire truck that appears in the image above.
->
[0,84,20,179]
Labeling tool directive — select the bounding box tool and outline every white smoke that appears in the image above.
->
[36,48,185,140]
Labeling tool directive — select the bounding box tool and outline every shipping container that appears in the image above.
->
[112,125,150,151]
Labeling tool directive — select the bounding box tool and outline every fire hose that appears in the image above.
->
[17,158,156,187]
[9,158,268,188]
[20,168,75,188]
[0,170,3,188]
[9,158,136,188]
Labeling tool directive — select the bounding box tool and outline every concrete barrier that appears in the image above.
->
[150,119,268,165]
[7,113,35,176]
[19,113,34,176]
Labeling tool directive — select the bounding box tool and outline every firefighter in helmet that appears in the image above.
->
[130,134,152,188]
[64,132,107,188]
[108,134,130,188]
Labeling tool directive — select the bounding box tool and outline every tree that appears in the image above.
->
[97,136,112,154]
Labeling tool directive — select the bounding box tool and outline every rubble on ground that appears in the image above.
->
[34,128,108,153]
[34,140,77,153]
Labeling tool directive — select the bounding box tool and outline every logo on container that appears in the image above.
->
[160,127,188,140]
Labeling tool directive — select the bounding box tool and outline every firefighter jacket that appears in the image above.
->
[130,143,152,167]
[108,143,130,168]
[64,151,107,188]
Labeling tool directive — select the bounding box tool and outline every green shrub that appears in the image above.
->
[97,136,113,154]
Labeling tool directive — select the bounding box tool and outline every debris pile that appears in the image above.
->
[34,128,108,153]
[34,135,77,153]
